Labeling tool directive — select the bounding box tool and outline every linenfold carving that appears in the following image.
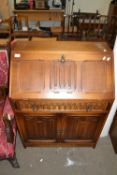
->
[50,60,76,93]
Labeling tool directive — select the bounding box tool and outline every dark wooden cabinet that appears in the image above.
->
[108,2,117,17]
[9,40,114,148]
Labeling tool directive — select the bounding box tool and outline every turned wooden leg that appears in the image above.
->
[8,153,20,168]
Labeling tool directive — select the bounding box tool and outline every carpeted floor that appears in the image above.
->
[0,134,117,175]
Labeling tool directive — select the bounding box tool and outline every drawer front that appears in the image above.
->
[12,100,110,113]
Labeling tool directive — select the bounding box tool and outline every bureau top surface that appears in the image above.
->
[11,40,112,53]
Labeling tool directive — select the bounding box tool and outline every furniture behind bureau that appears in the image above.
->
[108,2,117,18]
[9,40,114,148]
[13,9,64,38]
[59,12,117,49]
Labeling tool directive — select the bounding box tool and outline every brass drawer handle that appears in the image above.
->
[86,104,92,112]
[31,104,39,112]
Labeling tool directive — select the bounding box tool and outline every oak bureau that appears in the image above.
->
[9,40,115,148]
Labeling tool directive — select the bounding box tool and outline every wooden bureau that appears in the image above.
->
[9,40,115,148]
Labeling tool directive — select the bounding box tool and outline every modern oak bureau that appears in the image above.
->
[9,40,115,148]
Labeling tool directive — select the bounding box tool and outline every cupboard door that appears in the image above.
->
[16,113,57,146]
[62,114,106,145]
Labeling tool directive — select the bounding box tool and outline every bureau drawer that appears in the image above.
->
[12,100,110,113]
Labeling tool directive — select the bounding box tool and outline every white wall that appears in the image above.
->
[101,36,117,137]
[73,0,111,15]
[65,0,111,15]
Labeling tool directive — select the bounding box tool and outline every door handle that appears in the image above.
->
[31,104,39,112]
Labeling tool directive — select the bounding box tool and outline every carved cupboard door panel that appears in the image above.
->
[62,114,106,145]
[16,113,57,146]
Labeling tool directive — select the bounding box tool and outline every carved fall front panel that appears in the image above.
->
[81,61,107,93]
[50,60,76,93]
[17,60,45,93]
[10,58,113,99]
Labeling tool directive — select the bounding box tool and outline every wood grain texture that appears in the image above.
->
[10,40,114,100]
[9,40,114,147]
